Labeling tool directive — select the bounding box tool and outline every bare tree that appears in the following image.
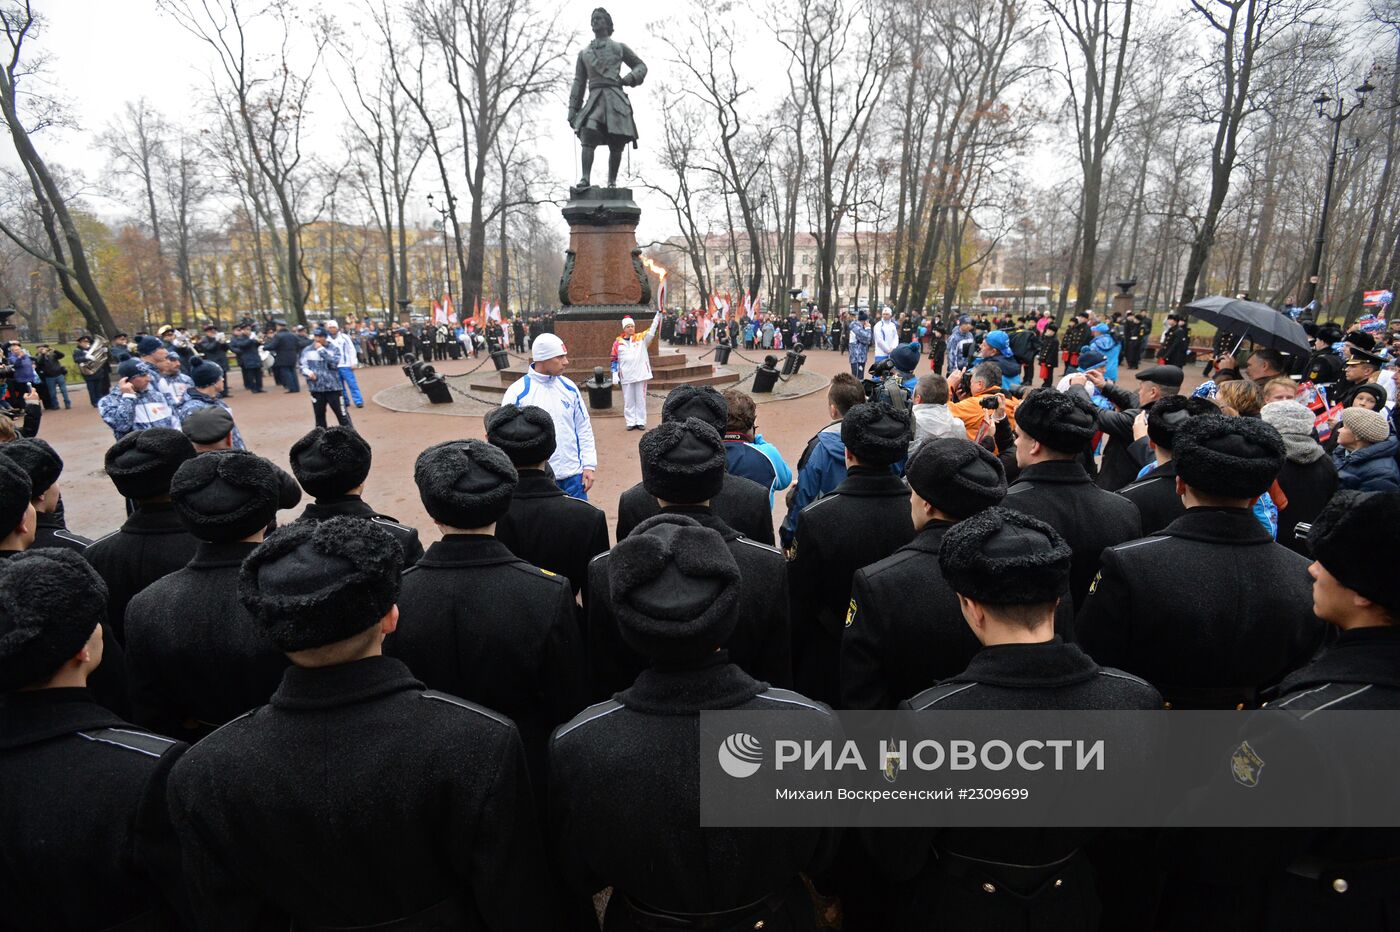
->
[162,0,330,325]
[101,100,180,322]
[0,1,119,335]
[1046,0,1135,312]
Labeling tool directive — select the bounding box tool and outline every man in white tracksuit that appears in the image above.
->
[500,332,599,500]
[610,313,660,429]
[325,320,363,408]
[872,307,900,365]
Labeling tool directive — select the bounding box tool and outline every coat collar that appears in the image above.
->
[900,521,956,555]
[301,496,378,520]
[1161,507,1272,545]
[945,638,1100,688]
[618,651,768,714]
[658,505,739,540]
[417,534,519,567]
[188,540,261,568]
[1013,460,1093,486]
[1274,626,1400,695]
[0,688,127,749]
[270,655,423,711]
[121,501,187,534]
[34,511,66,531]
[512,469,565,499]
[833,467,908,497]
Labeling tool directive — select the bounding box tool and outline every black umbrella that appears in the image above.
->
[1183,295,1311,356]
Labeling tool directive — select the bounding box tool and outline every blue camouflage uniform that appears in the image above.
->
[174,390,247,450]
[98,384,177,439]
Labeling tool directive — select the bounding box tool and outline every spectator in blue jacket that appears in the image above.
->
[781,372,866,547]
[720,388,792,508]
[1333,407,1400,491]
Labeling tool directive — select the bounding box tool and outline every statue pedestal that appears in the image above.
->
[553,186,656,380]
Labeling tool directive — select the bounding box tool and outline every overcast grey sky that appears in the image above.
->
[15,0,1064,244]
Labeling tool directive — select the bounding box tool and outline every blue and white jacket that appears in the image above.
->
[98,384,177,439]
[500,367,598,479]
[299,343,344,393]
[174,390,247,450]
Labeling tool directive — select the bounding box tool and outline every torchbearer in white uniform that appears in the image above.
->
[611,314,660,430]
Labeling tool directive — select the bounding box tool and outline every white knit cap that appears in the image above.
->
[326,320,339,329]
[621,316,636,329]
[531,333,567,363]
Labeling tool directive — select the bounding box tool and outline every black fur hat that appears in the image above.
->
[239,516,403,652]
[1015,388,1097,454]
[1308,490,1400,615]
[609,514,741,662]
[662,385,728,431]
[290,427,372,499]
[484,404,557,466]
[938,506,1071,605]
[841,402,913,466]
[0,549,108,691]
[0,454,31,534]
[414,439,518,529]
[1146,395,1217,451]
[104,428,196,501]
[640,418,727,505]
[906,437,1006,520]
[1173,414,1284,499]
[171,450,290,543]
[0,438,59,499]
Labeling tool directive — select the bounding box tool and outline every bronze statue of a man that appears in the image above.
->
[568,7,647,189]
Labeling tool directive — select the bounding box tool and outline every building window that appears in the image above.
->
[801,274,809,288]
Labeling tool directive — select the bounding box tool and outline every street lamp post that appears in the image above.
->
[427,193,457,316]
[1302,78,1375,308]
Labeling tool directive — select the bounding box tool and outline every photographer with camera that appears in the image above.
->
[34,344,71,410]
[946,360,1020,441]
[0,384,42,441]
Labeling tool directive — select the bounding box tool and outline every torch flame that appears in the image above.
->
[639,254,667,286]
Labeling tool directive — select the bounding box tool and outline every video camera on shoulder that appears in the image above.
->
[863,358,910,412]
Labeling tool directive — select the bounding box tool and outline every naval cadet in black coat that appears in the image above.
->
[85,428,200,646]
[551,517,840,932]
[0,438,92,552]
[888,508,1162,932]
[387,438,585,793]
[1114,394,1217,535]
[1157,492,1400,931]
[1077,414,1323,708]
[124,450,300,742]
[1002,388,1142,612]
[587,417,790,699]
[840,436,1009,710]
[487,403,609,604]
[0,549,188,931]
[789,401,915,706]
[615,385,775,544]
[167,517,554,930]
[290,425,424,565]
[789,400,918,705]
[1254,491,1400,930]
[1067,363,1183,491]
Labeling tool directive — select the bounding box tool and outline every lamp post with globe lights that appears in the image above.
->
[1301,77,1375,309]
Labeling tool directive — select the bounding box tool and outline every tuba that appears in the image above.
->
[78,334,109,377]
